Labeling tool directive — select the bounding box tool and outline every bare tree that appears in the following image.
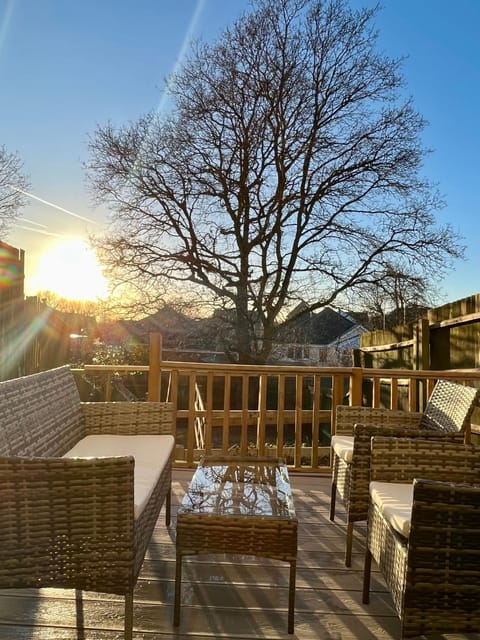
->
[0,146,28,237]
[87,0,462,363]
[36,290,101,317]
[344,261,437,330]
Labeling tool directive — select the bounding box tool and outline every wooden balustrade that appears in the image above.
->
[77,334,480,473]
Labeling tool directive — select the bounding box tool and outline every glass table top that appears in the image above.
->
[179,456,296,519]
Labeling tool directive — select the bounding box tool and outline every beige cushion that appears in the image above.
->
[370,481,413,538]
[331,435,354,463]
[64,434,175,519]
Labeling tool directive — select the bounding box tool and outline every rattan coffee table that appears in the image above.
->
[173,455,298,633]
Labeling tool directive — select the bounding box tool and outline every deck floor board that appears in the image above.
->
[0,469,479,639]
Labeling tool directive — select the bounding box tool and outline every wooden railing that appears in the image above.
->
[76,335,480,473]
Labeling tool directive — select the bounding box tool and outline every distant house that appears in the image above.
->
[271,306,367,366]
[114,306,229,362]
[117,307,197,348]
[111,304,367,366]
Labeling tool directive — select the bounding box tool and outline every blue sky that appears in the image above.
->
[1,0,479,303]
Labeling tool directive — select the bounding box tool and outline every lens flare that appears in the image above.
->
[0,246,23,289]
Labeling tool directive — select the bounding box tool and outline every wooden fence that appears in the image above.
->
[76,334,480,473]
[355,294,480,371]
[0,242,25,381]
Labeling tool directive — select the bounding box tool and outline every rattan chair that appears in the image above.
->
[362,436,480,639]
[330,379,479,566]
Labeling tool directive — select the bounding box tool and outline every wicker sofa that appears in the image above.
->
[0,365,174,640]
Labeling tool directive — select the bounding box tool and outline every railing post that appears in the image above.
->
[222,374,232,454]
[205,371,214,454]
[350,368,363,406]
[105,373,112,401]
[277,374,286,459]
[294,374,303,468]
[414,318,430,409]
[257,374,267,456]
[187,371,196,465]
[414,318,430,371]
[240,374,249,455]
[312,374,321,469]
[148,333,162,401]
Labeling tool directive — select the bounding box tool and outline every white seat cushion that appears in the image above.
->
[369,481,413,538]
[64,434,175,519]
[331,435,354,463]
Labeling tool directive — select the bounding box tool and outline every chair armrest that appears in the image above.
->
[353,424,464,458]
[369,436,478,484]
[353,422,465,441]
[335,405,422,436]
[0,455,135,588]
[81,401,174,436]
[410,477,480,552]
[347,423,463,470]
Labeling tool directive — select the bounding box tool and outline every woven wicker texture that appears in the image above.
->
[420,378,480,432]
[0,366,174,640]
[177,515,297,559]
[82,401,173,435]
[363,437,480,638]
[0,365,85,457]
[0,455,136,592]
[330,380,479,566]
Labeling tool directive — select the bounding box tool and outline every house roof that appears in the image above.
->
[118,306,198,345]
[283,307,357,345]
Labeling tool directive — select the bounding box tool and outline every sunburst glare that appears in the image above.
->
[31,238,108,301]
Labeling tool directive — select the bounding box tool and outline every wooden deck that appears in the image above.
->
[0,470,479,640]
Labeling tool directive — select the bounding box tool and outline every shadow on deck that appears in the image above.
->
[0,471,479,639]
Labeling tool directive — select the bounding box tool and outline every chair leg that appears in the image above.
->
[165,486,171,526]
[329,481,337,521]
[173,551,183,627]
[345,522,354,567]
[287,560,296,634]
[362,547,372,604]
[125,592,134,640]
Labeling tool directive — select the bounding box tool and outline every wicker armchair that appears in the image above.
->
[329,379,479,566]
[362,436,480,639]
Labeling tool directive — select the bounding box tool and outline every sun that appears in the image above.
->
[34,238,109,301]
